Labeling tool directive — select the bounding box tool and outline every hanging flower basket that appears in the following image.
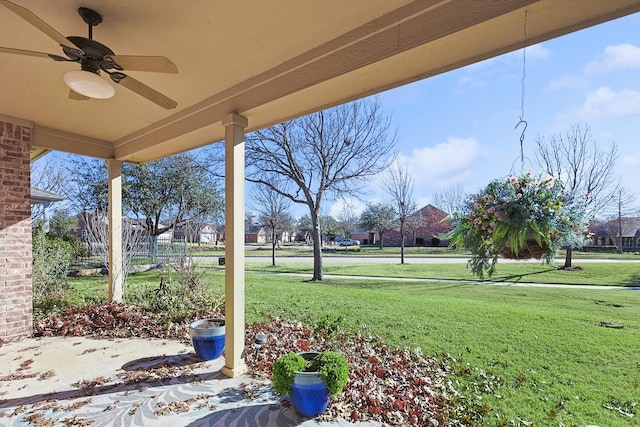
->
[446,172,588,277]
[499,233,551,260]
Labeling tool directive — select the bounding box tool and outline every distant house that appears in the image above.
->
[589,217,640,251]
[173,224,223,244]
[384,204,453,247]
[350,229,378,245]
[245,224,267,244]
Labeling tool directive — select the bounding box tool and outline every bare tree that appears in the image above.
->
[251,185,293,266]
[30,154,68,192]
[82,210,144,299]
[606,187,637,253]
[336,201,361,253]
[337,201,359,239]
[534,124,618,268]
[246,98,396,280]
[30,154,69,219]
[382,162,417,264]
[432,183,465,216]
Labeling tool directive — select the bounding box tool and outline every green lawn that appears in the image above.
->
[63,261,640,426]
[246,260,640,286]
[243,274,640,426]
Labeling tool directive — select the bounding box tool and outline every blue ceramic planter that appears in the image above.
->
[291,373,330,418]
[290,352,330,418]
[189,318,225,360]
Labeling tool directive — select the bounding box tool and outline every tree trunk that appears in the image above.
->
[310,211,323,281]
[617,202,623,254]
[563,247,573,268]
[400,223,405,265]
[379,233,383,250]
[271,230,276,267]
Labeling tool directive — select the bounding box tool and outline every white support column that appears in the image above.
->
[107,159,124,302]
[221,112,248,378]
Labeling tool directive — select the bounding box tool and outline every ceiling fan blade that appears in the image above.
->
[0,0,78,49]
[0,46,70,62]
[116,74,177,110]
[69,90,90,101]
[0,46,51,59]
[105,55,178,74]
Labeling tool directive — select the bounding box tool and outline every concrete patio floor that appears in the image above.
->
[0,336,379,426]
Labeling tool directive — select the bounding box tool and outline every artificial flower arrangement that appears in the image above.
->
[446,172,588,277]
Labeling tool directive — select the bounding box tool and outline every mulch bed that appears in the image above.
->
[33,303,454,426]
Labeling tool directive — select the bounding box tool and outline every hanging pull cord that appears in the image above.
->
[514,10,528,172]
[515,119,527,171]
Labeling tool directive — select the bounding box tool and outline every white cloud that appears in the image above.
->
[547,75,588,91]
[548,44,640,92]
[400,137,482,189]
[356,137,484,209]
[572,87,640,121]
[621,154,640,168]
[456,75,485,90]
[585,43,640,75]
[327,197,366,218]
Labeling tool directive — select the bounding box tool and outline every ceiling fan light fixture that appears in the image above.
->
[63,70,114,99]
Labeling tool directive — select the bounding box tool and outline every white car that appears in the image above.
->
[339,238,360,246]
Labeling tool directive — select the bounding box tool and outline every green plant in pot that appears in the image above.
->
[272,351,349,418]
[446,172,587,277]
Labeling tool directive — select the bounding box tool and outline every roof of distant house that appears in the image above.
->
[591,217,640,238]
[411,204,449,219]
[246,225,265,234]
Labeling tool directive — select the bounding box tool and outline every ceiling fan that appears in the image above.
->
[0,0,178,109]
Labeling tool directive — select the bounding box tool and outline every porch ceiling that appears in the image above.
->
[1,0,638,164]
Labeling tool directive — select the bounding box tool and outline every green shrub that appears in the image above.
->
[32,226,74,314]
[132,260,224,323]
[311,351,349,396]
[272,352,306,395]
[32,290,72,319]
[272,351,349,397]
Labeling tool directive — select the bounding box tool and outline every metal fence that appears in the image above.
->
[73,237,188,269]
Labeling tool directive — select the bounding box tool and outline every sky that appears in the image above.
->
[327,12,640,219]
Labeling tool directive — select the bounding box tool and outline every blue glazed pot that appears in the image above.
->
[291,372,330,417]
[290,352,330,418]
[189,318,225,360]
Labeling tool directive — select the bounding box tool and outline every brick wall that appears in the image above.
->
[0,118,33,340]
